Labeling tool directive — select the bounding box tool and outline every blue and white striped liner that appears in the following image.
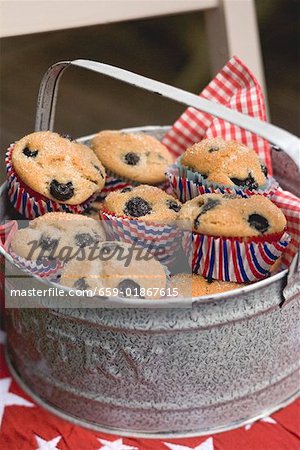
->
[100,211,181,266]
[166,164,278,203]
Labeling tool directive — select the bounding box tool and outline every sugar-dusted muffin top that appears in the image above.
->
[10,212,106,261]
[171,273,242,297]
[178,193,286,237]
[91,130,173,185]
[60,241,167,299]
[181,137,267,189]
[12,131,106,204]
[102,185,182,223]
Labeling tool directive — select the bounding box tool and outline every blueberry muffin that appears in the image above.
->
[10,212,105,261]
[178,193,286,237]
[180,137,268,190]
[60,241,167,299]
[102,185,182,223]
[171,273,241,297]
[11,131,106,204]
[91,130,173,185]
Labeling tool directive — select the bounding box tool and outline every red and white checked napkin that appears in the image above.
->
[162,56,299,267]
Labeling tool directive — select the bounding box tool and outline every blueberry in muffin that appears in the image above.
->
[180,137,268,190]
[11,131,106,204]
[178,193,286,237]
[60,241,167,299]
[10,212,106,261]
[91,130,173,185]
[102,185,182,223]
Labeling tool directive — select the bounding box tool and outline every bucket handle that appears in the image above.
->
[35,59,300,168]
[35,59,299,288]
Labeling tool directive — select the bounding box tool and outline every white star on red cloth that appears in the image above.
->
[164,437,214,450]
[0,377,34,429]
[97,438,138,450]
[35,435,62,450]
[244,416,277,430]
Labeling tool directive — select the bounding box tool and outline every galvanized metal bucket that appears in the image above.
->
[1,60,299,438]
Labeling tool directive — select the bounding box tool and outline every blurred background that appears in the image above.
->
[0,0,299,186]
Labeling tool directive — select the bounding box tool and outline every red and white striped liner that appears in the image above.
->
[9,249,64,279]
[0,220,63,279]
[5,144,96,219]
[162,56,299,268]
[100,210,181,266]
[182,230,291,283]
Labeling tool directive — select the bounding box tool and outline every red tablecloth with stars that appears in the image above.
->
[0,331,299,450]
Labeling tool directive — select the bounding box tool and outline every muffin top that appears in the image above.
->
[60,241,166,299]
[171,273,241,297]
[178,193,286,237]
[181,137,267,189]
[102,185,182,223]
[12,131,106,204]
[91,130,173,184]
[10,212,106,261]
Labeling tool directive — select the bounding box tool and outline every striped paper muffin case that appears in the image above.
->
[182,229,291,283]
[99,209,182,266]
[9,249,64,280]
[166,163,279,203]
[0,219,63,280]
[5,144,97,219]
